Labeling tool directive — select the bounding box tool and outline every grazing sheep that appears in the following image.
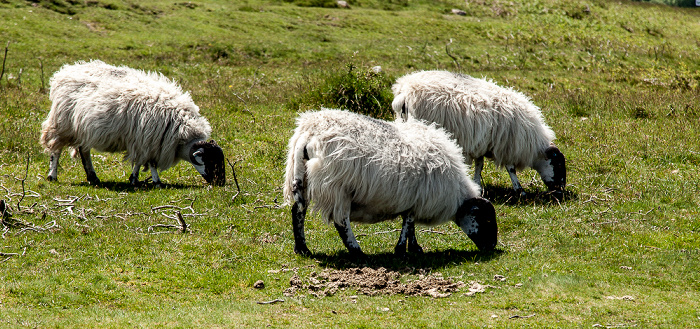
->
[392,70,566,197]
[283,109,498,257]
[40,60,226,187]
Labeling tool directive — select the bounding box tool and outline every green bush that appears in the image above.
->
[288,64,395,120]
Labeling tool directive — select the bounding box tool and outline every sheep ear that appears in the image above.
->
[209,139,217,145]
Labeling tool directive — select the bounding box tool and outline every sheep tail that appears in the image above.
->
[391,93,407,121]
[283,131,309,206]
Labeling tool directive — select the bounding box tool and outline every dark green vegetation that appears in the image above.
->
[1,0,699,327]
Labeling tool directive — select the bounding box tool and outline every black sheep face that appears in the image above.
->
[534,144,566,195]
[455,197,498,252]
[542,145,566,193]
[189,140,226,186]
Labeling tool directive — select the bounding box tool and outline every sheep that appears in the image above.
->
[40,60,226,187]
[391,70,566,197]
[283,109,498,258]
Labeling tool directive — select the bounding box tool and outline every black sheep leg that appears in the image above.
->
[291,179,311,256]
[334,216,364,258]
[78,147,100,185]
[395,215,423,256]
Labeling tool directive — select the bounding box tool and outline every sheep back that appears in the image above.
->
[392,70,556,171]
[40,60,211,171]
[284,109,479,227]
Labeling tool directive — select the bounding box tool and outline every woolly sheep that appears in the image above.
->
[392,70,566,197]
[40,60,226,187]
[283,109,498,257]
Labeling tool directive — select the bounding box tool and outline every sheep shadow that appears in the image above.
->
[481,185,578,206]
[308,248,504,273]
[76,180,198,192]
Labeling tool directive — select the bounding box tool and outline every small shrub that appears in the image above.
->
[288,64,394,120]
[632,106,654,119]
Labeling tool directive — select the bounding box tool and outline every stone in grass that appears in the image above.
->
[254,280,265,289]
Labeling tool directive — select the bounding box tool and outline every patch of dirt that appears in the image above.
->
[284,267,491,298]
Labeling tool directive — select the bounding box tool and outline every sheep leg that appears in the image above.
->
[47,151,61,182]
[394,215,423,256]
[291,178,311,256]
[78,147,100,185]
[473,156,484,188]
[149,161,162,187]
[334,216,364,257]
[129,164,142,186]
[506,165,525,196]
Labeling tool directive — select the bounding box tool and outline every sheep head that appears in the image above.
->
[189,140,226,186]
[455,197,498,251]
[535,144,566,194]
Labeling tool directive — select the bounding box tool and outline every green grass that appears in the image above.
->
[1,0,700,327]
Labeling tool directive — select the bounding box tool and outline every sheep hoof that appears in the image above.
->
[408,244,424,254]
[551,190,564,201]
[347,248,366,260]
[153,182,164,189]
[47,176,57,182]
[294,244,312,256]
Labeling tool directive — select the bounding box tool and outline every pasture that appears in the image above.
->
[1,0,699,327]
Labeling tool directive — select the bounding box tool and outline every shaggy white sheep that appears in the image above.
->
[283,109,498,257]
[40,60,226,187]
[392,70,566,196]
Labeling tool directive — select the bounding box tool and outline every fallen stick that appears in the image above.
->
[227,159,242,202]
[256,299,284,305]
[0,41,8,84]
[509,314,536,319]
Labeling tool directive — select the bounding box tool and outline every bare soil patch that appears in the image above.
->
[284,267,489,298]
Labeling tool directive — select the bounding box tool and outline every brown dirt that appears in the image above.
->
[283,267,478,298]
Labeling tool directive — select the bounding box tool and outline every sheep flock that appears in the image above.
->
[39,60,571,257]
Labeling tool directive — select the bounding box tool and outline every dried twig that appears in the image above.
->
[253,204,282,210]
[509,314,536,319]
[16,155,30,211]
[374,228,401,235]
[15,220,58,235]
[176,211,188,233]
[227,159,242,201]
[151,205,181,211]
[256,298,285,305]
[0,41,8,84]
[0,252,19,257]
[357,228,401,237]
[148,211,190,233]
[53,196,80,204]
[420,229,460,235]
[445,39,461,72]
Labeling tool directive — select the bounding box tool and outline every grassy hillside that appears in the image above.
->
[1,0,699,327]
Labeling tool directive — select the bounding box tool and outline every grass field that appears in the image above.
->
[1,0,700,327]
